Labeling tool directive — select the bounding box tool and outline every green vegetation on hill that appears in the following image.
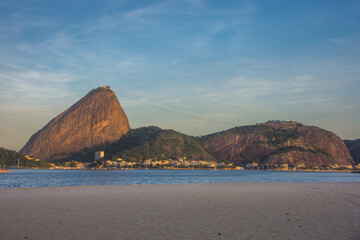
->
[86,86,112,97]
[203,124,303,145]
[0,148,50,168]
[51,126,215,163]
[260,146,329,161]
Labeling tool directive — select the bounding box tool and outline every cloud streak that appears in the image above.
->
[0,0,359,149]
[0,70,77,103]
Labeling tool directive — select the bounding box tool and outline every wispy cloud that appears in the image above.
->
[0,70,77,103]
[85,14,124,33]
[227,75,323,95]
[0,67,79,150]
[124,4,166,25]
[38,32,87,68]
[330,38,348,45]
[79,3,168,36]
[210,22,226,34]
[184,73,344,114]
[0,0,359,147]
[0,7,54,40]
[182,0,205,7]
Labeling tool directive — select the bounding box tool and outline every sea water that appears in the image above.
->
[0,169,359,189]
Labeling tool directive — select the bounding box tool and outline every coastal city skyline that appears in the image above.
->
[1,0,360,151]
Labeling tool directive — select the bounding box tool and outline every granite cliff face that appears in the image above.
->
[203,121,353,167]
[344,139,360,164]
[20,86,130,160]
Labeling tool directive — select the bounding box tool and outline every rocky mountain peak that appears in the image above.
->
[20,87,130,160]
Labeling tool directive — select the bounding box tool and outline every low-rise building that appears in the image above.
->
[197,160,207,165]
[171,161,181,166]
[297,163,305,168]
[246,163,258,169]
[280,164,289,170]
[103,160,116,167]
[206,163,216,168]
[182,161,190,166]
[234,166,244,170]
[330,164,339,169]
[117,161,136,167]
[191,161,198,166]
[343,165,353,170]
[151,161,162,167]
[143,160,151,166]
[75,162,85,169]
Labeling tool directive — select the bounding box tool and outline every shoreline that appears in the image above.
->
[1,181,360,191]
[5,167,358,173]
[1,182,359,239]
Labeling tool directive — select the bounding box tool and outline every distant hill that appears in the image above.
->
[0,148,49,168]
[51,126,216,163]
[50,122,353,168]
[202,121,353,167]
[19,86,354,168]
[20,86,130,160]
[344,139,360,164]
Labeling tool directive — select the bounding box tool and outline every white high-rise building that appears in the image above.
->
[95,151,104,161]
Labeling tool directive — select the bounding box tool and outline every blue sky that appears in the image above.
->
[0,0,359,150]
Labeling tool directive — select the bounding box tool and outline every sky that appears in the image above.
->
[0,0,359,151]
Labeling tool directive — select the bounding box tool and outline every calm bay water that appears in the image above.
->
[0,169,359,189]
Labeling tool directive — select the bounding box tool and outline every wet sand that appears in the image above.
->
[0,183,359,240]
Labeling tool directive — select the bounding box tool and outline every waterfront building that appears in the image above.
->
[246,163,258,169]
[280,164,289,170]
[143,160,151,166]
[95,151,104,161]
[297,163,305,168]
[206,163,216,168]
[191,161,198,166]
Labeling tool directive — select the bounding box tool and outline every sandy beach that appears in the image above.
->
[0,183,359,240]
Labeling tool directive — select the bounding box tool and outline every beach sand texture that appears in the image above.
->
[0,183,359,240]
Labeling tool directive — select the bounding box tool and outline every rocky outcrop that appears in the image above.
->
[296,126,352,165]
[203,121,353,167]
[20,86,130,160]
[203,133,272,166]
[344,139,360,164]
